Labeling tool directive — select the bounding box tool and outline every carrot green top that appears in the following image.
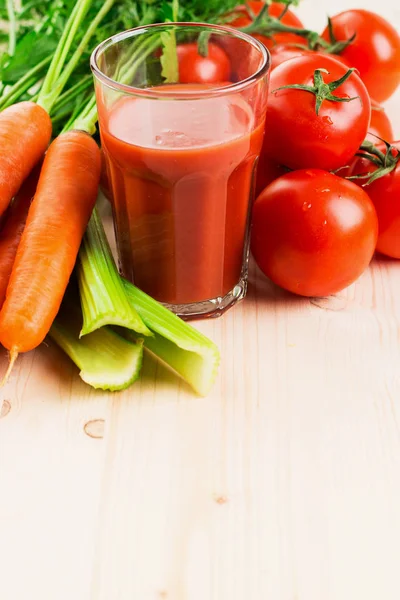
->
[36,0,116,114]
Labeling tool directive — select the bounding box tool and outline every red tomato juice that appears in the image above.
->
[100,84,265,305]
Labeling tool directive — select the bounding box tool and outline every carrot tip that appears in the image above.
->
[0,348,18,387]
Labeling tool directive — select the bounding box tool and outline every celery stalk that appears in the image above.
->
[78,208,151,337]
[78,209,220,396]
[50,299,143,391]
[123,281,220,397]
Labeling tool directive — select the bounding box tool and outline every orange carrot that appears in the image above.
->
[0,164,41,310]
[0,0,118,221]
[0,130,101,371]
[0,102,52,218]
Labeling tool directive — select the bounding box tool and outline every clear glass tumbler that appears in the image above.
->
[91,23,269,318]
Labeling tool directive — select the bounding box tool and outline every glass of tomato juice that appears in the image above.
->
[91,23,269,318]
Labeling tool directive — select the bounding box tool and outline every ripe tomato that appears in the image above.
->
[177,43,231,84]
[269,43,350,70]
[367,100,394,143]
[230,1,305,50]
[348,142,400,258]
[263,55,371,171]
[337,101,394,178]
[255,154,289,197]
[321,10,400,102]
[251,169,378,297]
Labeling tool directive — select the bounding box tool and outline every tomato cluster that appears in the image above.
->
[230,1,400,298]
[159,2,399,298]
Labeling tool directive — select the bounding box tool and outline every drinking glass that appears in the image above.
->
[91,23,270,318]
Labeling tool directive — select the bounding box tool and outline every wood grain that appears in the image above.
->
[1,2,400,598]
[1,255,400,600]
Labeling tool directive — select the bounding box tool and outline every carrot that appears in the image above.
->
[0,102,51,218]
[0,0,117,221]
[0,130,101,375]
[0,164,41,310]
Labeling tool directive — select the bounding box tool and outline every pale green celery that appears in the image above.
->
[78,208,151,337]
[160,29,179,84]
[78,209,220,396]
[50,302,143,391]
[123,281,220,397]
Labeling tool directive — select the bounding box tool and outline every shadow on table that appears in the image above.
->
[246,259,357,314]
[247,259,310,312]
[373,252,400,266]
[0,339,197,411]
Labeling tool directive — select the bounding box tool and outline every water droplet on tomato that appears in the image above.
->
[322,115,333,126]
[302,201,312,211]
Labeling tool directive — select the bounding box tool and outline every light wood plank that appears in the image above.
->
[1,256,400,600]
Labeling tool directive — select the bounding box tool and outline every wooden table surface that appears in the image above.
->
[1,2,400,599]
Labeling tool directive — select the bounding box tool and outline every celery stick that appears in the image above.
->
[78,208,151,337]
[50,302,143,392]
[78,209,220,396]
[123,281,220,397]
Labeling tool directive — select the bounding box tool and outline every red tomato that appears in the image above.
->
[269,43,350,70]
[255,154,289,197]
[349,142,400,258]
[251,169,378,297]
[367,100,394,143]
[177,43,231,84]
[230,1,305,50]
[337,101,394,178]
[321,10,400,102]
[263,55,371,171]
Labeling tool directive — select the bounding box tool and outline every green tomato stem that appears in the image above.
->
[272,67,359,116]
[348,140,400,185]
[238,8,354,54]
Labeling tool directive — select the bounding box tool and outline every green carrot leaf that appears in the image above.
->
[0,30,57,84]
